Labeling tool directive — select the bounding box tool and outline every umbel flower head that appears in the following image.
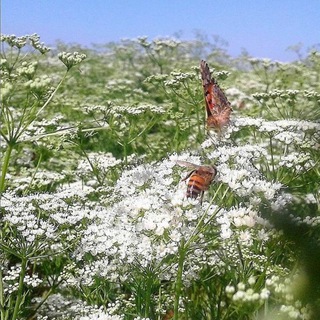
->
[1,33,50,53]
[58,51,87,70]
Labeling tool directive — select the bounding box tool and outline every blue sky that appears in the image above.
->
[2,0,320,61]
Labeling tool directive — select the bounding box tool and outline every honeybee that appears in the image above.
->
[200,60,232,131]
[177,160,217,203]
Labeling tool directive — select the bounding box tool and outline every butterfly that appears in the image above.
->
[200,60,232,131]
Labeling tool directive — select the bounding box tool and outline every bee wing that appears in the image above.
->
[176,160,200,170]
[200,60,232,118]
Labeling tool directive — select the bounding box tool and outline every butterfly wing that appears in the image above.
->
[200,60,215,118]
[200,60,232,129]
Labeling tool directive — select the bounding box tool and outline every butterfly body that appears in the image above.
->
[200,60,232,130]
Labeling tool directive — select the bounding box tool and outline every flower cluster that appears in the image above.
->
[226,280,270,304]
[76,151,122,183]
[108,103,165,116]
[1,33,50,53]
[28,33,51,54]
[2,193,57,245]
[136,36,181,50]
[16,61,38,79]
[58,51,87,70]
[1,34,28,49]
[164,71,196,88]
[265,275,312,319]
[25,75,52,91]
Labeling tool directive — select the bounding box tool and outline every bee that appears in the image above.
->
[200,60,232,131]
[177,160,217,203]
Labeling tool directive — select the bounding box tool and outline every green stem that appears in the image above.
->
[264,294,269,317]
[174,237,186,320]
[35,70,68,118]
[127,116,156,145]
[23,153,43,194]
[185,185,227,248]
[0,269,4,320]
[12,257,27,320]
[123,140,128,165]
[0,144,14,193]
[269,135,275,178]
[158,286,162,320]
[80,147,103,185]
[30,278,64,318]
[144,273,152,317]
[12,71,69,143]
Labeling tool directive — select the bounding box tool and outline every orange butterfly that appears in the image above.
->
[200,60,232,131]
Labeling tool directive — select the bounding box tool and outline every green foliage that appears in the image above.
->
[0,33,319,319]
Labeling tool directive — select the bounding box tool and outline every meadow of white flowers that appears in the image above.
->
[0,34,319,319]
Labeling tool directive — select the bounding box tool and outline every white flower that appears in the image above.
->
[220,226,232,239]
[305,193,317,204]
[226,285,235,294]
[260,288,270,300]
[58,51,86,69]
[237,282,246,290]
[239,230,252,246]
[248,276,256,285]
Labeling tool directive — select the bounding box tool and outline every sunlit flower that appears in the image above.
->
[58,51,87,70]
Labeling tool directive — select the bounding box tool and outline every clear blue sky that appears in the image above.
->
[2,0,320,61]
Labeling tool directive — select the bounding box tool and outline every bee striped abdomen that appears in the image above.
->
[187,174,206,198]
